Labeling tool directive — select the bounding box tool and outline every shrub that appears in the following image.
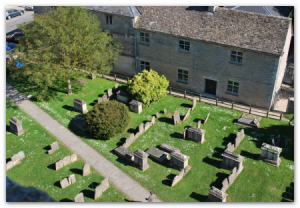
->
[127,69,169,105]
[84,100,131,140]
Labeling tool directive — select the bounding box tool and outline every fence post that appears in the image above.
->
[216,98,218,106]
[232,102,234,109]
[184,91,186,99]
[114,74,116,81]
[266,110,269,118]
[280,114,283,120]
[199,94,201,103]
[102,72,104,78]
[249,108,251,114]
[169,87,172,95]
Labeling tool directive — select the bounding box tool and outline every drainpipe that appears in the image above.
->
[129,6,138,75]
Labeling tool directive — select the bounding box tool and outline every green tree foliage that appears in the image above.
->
[14,6,121,99]
[127,69,169,105]
[84,100,131,140]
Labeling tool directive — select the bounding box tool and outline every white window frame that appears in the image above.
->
[140,32,150,44]
[178,39,190,52]
[230,50,243,63]
[140,60,150,72]
[227,80,239,95]
[106,15,112,24]
[177,69,189,83]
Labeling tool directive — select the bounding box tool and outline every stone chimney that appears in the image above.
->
[208,6,217,13]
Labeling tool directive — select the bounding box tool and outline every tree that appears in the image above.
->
[15,6,121,97]
[127,69,169,105]
[84,100,131,140]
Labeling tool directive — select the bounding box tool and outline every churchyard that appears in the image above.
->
[6,75,294,202]
[6,98,130,202]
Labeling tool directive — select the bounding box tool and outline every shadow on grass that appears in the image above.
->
[202,157,221,169]
[70,168,82,175]
[6,125,10,132]
[281,182,294,202]
[59,198,73,202]
[89,99,98,107]
[89,182,100,189]
[170,132,183,139]
[190,192,207,202]
[47,162,56,171]
[81,189,94,199]
[209,172,228,190]
[240,150,260,160]
[158,117,173,125]
[193,118,204,124]
[43,145,51,154]
[6,158,11,163]
[162,179,172,187]
[125,199,143,202]
[62,105,75,112]
[116,137,127,146]
[127,128,136,134]
[54,181,61,188]
[181,103,192,108]
[222,133,236,146]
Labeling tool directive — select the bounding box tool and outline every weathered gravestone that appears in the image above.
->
[205,186,228,202]
[235,113,261,128]
[102,94,109,102]
[220,150,244,173]
[10,151,25,167]
[259,143,282,167]
[144,122,152,132]
[129,100,143,114]
[48,142,59,154]
[171,169,184,187]
[197,120,201,129]
[107,89,113,99]
[156,112,160,118]
[186,126,206,144]
[114,84,119,92]
[68,174,76,185]
[82,163,91,176]
[170,152,189,170]
[60,178,69,189]
[228,167,237,185]
[173,110,180,125]
[192,98,197,111]
[164,109,167,114]
[159,143,181,154]
[151,116,155,125]
[74,192,84,202]
[183,127,187,139]
[116,90,130,104]
[62,156,71,167]
[134,131,141,140]
[70,154,78,163]
[9,117,25,136]
[73,98,88,114]
[91,73,96,80]
[55,160,64,171]
[183,108,191,121]
[94,178,109,200]
[226,142,235,152]
[146,147,169,164]
[133,149,150,171]
[114,146,134,162]
[204,113,210,124]
[123,133,135,148]
[139,123,144,134]
[97,97,103,104]
[6,161,14,171]
[221,178,229,192]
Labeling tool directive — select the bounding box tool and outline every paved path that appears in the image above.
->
[6,83,161,202]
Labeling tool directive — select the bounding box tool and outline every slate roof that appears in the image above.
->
[134,6,292,55]
[227,6,293,17]
[84,6,140,17]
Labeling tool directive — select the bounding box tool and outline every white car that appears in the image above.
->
[25,6,34,11]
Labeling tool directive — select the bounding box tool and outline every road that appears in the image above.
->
[6,11,34,35]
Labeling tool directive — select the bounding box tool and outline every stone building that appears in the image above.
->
[33,6,293,109]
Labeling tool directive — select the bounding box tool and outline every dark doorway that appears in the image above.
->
[205,79,217,95]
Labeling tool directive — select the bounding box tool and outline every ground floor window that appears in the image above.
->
[140,60,150,71]
[227,80,239,95]
[177,69,188,83]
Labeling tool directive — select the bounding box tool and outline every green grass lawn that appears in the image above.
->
[6,98,130,202]
[7,76,294,202]
[284,114,294,125]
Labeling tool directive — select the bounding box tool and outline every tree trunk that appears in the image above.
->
[67,78,72,95]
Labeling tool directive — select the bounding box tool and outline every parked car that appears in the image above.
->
[6,9,24,20]
[25,6,34,11]
[6,32,25,44]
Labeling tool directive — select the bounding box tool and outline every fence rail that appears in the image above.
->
[99,73,283,120]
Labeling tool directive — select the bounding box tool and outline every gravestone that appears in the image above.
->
[204,113,210,124]
[123,133,135,148]
[55,160,64,171]
[183,108,191,121]
[221,178,229,192]
[68,174,76,185]
[94,179,110,200]
[102,94,108,102]
[197,120,201,129]
[9,117,25,136]
[129,100,143,114]
[116,90,130,104]
[171,169,185,187]
[146,147,169,164]
[133,149,149,171]
[156,112,160,118]
[48,142,59,154]
[228,167,237,185]
[134,132,141,140]
[159,143,181,154]
[73,98,88,114]
[173,110,180,125]
[240,129,245,139]
[183,128,187,139]
[11,151,25,166]
[164,109,167,114]
[192,98,196,111]
[97,97,103,104]
[235,113,261,128]
[220,150,244,173]
[259,143,282,167]
[70,154,77,163]
[144,122,152,131]
[60,178,69,189]
[151,116,155,125]
[206,186,228,202]
[114,146,134,162]
[170,152,189,170]
[186,126,206,144]
[234,132,241,147]
[62,156,71,167]
[82,163,91,176]
[114,84,119,92]
[91,73,96,80]
[139,123,144,134]
[107,89,113,99]
[74,192,84,202]
[226,142,234,152]
[6,161,14,171]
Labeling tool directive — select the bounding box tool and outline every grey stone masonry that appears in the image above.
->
[170,151,189,170]
[192,98,196,111]
[173,110,180,125]
[70,154,77,163]
[144,122,152,131]
[183,108,191,121]
[114,146,134,162]
[117,90,130,104]
[82,163,91,176]
[221,178,229,192]
[48,141,59,154]
[259,143,282,167]
[9,117,25,136]
[133,149,150,171]
[159,143,181,154]
[68,174,76,185]
[146,147,169,164]
[98,97,103,104]
[74,192,84,202]
[204,113,210,124]
[73,98,88,114]
[129,100,143,114]
[171,165,191,187]
[186,126,206,144]
[226,142,235,152]
[107,89,113,99]
[220,150,244,172]
[62,156,71,167]
[102,94,109,102]
[206,186,228,202]
[55,160,64,171]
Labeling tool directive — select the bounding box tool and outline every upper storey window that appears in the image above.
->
[230,50,243,63]
[140,32,150,44]
[106,15,112,24]
[178,40,190,52]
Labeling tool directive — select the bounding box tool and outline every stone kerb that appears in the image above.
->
[55,154,78,171]
[9,117,25,136]
[204,113,210,124]
[48,141,59,154]
[73,98,88,114]
[74,192,84,202]
[7,151,25,171]
[94,178,109,200]
[183,108,191,121]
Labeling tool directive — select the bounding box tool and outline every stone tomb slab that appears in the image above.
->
[159,143,181,154]
[235,113,261,129]
[129,100,143,114]
[114,146,134,162]
[9,117,25,136]
[73,98,88,114]
[117,90,130,104]
[146,147,169,164]
[133,149,149,171]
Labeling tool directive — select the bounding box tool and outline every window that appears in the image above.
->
[178,40,190,52]
[106,15,112,24]
[140,61,150,71]
[230,50,243,63]
[227,80,239,95]
[107,33,114,46]
[177,69,188,83]
[140,32,150,44]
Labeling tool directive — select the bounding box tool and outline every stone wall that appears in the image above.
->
[286,97,294,114]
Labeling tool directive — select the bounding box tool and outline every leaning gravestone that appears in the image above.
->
[173,111,180,125]
[97,97,103,104]
[60,178,69,189]
[107,89,113,99]
[62,156,71,167]
[55,160,64,171]
[144,122,152,132]
[139,123,144,134]
[204,113,210,124]
[11,151,25,166]
[164,109,167,114]
[70,154,77,163]
[156,112,160,118]
[73,98,88,114]
[102,94,108,102]
[151,116,155,125]
[68,174,76,185]
[183,108,191,121]
[192,98,196,111]
[9,117,25,136]
[197,120,201,129]
[48,142,59,154]
[82,163,91,176]
[114,84,119,92]
[94,178,109,200]
[74,192,84,202]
